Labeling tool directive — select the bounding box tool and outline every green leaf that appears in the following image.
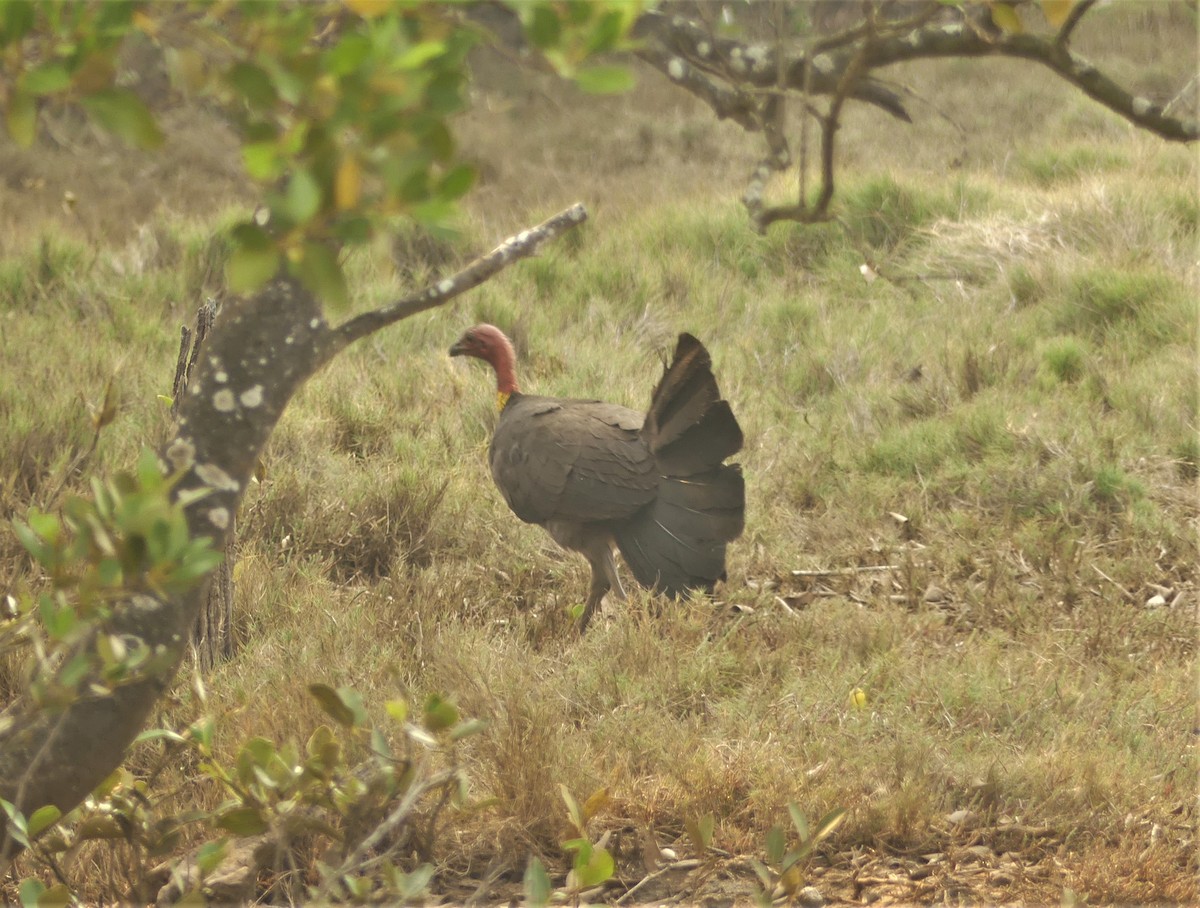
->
[788,803,809,841]
[574,844,615,888]
[574,64,635,95]
[765,824,786,866]
[196,838,229,874]
[249,737,279,767]
[291,242,348,309]
[748,857,774,889]
[686,813,715,852]
[23,63,71,96]
[410,199,456,228]
[309,684,354,727]
[227,244,281,294]
[17,879,44,908]
[217,806,269,836]
[242,141,283,181]
[1,1,36,44]
[395,39,446,70]
[76,814,123,840]
[438,164,476,200]
[524,856,552,908]
[326,32,371,76]
[308,683,365,727]
[810,806,847,844]
[1042,0,1075,27]
[527,6,562,49]
[396,863,435,900]
[282,168,323,223]
[306,723,336,757]
[39,594,76,640]
[227,61,277,109]
[263,60,305,106]
[384,698,408,723]
[81,89,163,149]
[564,1,592,26]
[581,787,609,824]
[586,9,630,54]
[188,716,215,753]
[990,2,1024,33]
[422,694,460,732]
[332,215,373,244]
[370,726,391,760]
[26,804,61,839]
[5,89,36,147]
[34,882,71,907]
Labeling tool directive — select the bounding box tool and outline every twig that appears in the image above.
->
[615,859,702,904]
[328,203,588,355]
[313,758,457,900]
[1091,564,1134,602]
[1163,73,1199,117]
[1055,0,1097,50]
[790,565,900,577]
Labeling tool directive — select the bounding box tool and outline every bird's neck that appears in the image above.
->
[489,338,518,411]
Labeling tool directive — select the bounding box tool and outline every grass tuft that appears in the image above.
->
[1038,336,1088,384]
[1016,146,1128,186]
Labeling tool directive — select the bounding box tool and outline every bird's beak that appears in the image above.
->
[448,337,469,357]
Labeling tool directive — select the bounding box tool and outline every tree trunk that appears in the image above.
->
[172,300,237,672]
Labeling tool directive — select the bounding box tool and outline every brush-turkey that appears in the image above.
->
[450,325,744,631]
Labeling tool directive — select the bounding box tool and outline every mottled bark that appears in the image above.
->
[172,300,237,673]
[0,204,588,853]
[636,7,1197,143]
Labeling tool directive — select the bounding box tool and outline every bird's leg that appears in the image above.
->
[602,544,626,601]
[579,542,624,633]
[578,566,609,634]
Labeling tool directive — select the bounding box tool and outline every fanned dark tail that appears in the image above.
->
[615,334,745,596]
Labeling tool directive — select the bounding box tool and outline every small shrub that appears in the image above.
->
[1165,191,1199,235]
[1007,263,1043,308]
[764,298,816,337]
[1089,464,1145,509]
[1059,268,1172,338]
[1039,337,1087,384]
[840,176,985,252]
[842,177,941,251]
[1172,436,1199,481]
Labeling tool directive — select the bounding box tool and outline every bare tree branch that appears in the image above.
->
[638,4,1196,231]
[640,7,1196,143]
[856,21,1198,142]
[328,204,589,357]
[632,10,913,123]
[1056,0,1098,50]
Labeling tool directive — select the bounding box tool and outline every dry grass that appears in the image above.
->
[1,3,1197,904]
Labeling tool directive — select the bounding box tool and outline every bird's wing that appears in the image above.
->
[490,396,658,525]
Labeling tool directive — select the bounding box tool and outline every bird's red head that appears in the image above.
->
[450,324,519,405]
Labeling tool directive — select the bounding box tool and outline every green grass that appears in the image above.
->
[1016,146,1129,187]
[1,10,1197,905]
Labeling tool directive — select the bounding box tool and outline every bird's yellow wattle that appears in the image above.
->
[496,390,511,412]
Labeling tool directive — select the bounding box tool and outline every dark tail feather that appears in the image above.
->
[616,465,744,595]
[615,335,745,596]
[642,334,744,472]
